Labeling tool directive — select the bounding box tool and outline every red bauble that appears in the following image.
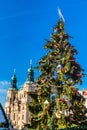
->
[58,98,64,102]
[76,73,82,78]
[41,79,45,83]
[69,117,74,121]
[78,118,80,121]
[59,35,63,39]
[63,34,69,39]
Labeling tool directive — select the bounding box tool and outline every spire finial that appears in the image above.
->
[57,8,65,22]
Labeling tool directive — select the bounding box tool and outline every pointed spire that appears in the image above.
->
[26,60,34,84]
[9,69,17,90]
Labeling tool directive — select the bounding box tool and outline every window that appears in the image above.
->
[22,114,24,120]
[18,106,20,111]
[20,94,21,99]
[24,92,26,97]
[7,96,9,101]
[13,96,15,101]
[10,98,11,103]
[9,107,11,113]
[19,116,20,120]
[7,114,10,120]
[22,106,24,110]
[14,113,15,120]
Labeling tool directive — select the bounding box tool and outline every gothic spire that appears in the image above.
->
[26,60,34,84]
[9,69,17,90]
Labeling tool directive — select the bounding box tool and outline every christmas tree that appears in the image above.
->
[26,15,87,130]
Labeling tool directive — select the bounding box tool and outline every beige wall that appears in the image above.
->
[5,83,35,130]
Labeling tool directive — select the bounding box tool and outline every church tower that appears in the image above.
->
[26,60,34,84]
[5,61,36,129]
[5,70,18,128]
[10,69,17,91]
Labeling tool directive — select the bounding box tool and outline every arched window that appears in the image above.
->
[14,113,15,120]
[22,114,24,120]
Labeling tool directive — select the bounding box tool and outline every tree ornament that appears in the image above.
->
[57,86,63,94]
[76,73,82,78]
[65,78,71,85]
[54,45,57,49]
[62,95,66,100]
[50,93,56,100]
[62,57,65,65]
[63,109,69,117]
[58,98,64,102]
[37,90,41,96]
[38,96,41,102]
[59,110,62,114]
[54,111,61,119]
[54,28,58,33]
[59,34,63,39]
[63,34,69,39]
[63,40,67,44]
[57,64,62,74]
[44,100,49,111]
[63,66,69,73]
[69,117,74,122]
[54,40,56,43]
[49,55,53,61]
[65,100,72,108]
[58,72,63,81]
[41,79,46,83]
[69,110,73,115]
[57,18,64,30]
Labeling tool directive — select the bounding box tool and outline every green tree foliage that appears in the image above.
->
[26,19,87,130]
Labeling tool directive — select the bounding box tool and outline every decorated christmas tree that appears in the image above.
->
[26,11,87,130]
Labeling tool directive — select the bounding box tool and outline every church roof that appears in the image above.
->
[0,103,9,128]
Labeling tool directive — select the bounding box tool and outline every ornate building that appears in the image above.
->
[5,63,35,130]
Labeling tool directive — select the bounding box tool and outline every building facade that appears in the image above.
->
[5,63,35,130]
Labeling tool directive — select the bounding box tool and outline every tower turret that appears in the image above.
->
[5,70,18,126]
[9,69,17,90]
[26,60,34,84]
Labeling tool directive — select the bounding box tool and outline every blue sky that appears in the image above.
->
[0,0,87,107]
